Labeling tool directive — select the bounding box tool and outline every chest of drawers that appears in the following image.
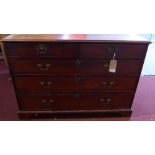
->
[1,34,150,119]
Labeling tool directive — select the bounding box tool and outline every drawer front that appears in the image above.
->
[10,59,142,75]
[5,42,77,57]
[18,93,133,111]
[15,76,138,93]
[80,43,147,58]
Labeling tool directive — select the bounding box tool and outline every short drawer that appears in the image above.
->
[18,93,133,111]
[15,76,138,93]
[80,43,147,58]
[5,42,77,57]
[10,58,142,75]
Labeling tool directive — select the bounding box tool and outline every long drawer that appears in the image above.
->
[15,76,138,93]
[10,59,142,75]
[18,93,133,111]
[5,42,146,59]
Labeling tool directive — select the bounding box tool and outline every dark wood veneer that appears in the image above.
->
[15,76,138,93]
[1,34,150,119]
[5,42,147,59]
[80,43,147,59]
[10,59,142,75]
[18,92,133,111]
[5,42,78,57]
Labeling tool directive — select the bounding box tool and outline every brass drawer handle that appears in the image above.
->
[101,81,114,87]
[40,81,52,88]
[109,81,114,85]
[75,76,81,81]
[35,44,48,54]
[75,59,81,66]
[100,98,111,104]
[107,46,119,53]
[104,63,109,68]
[37,64,51,71]
[41,99,53,106]
[101,81,107,85]
[74,94,80,98]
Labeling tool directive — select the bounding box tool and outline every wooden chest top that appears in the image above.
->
[1,34,150,43]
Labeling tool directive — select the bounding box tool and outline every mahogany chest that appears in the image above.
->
[1,34,150,119]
